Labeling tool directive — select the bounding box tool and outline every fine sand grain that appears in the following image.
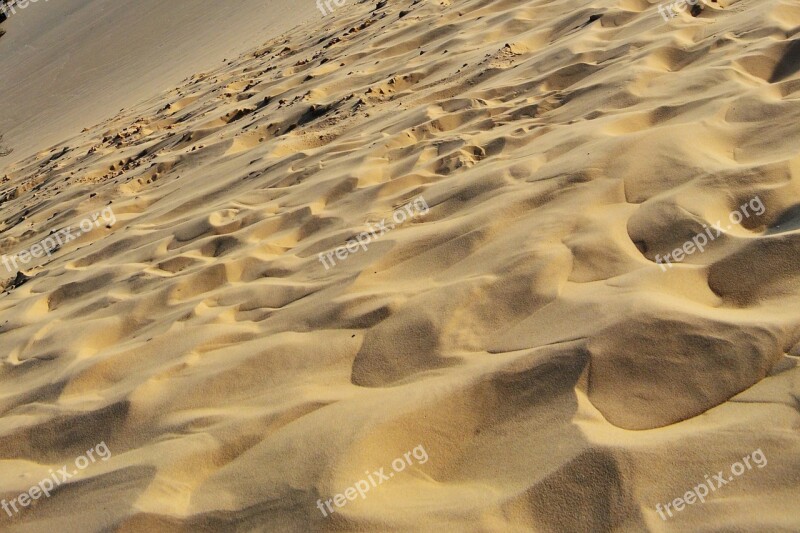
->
[0,0,799,531]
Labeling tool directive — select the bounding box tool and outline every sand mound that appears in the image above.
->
[0,0,798,530]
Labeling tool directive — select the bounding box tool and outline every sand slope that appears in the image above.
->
[0,0,799,531]
[0,0,315,160]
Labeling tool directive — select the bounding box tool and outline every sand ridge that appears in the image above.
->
[0,0,799,530]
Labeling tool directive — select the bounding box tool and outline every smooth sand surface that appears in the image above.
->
[0,0,799,531]
[0,0,315,160]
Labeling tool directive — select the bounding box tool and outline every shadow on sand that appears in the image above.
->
[0,134,11,157]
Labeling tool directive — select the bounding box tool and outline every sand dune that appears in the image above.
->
[0,0,316,160]
[0,0,799,531]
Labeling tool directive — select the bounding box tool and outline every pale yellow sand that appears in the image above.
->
[0,0,799,531]
[0,0,315,159]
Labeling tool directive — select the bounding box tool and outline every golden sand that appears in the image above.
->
[0,0,799,530]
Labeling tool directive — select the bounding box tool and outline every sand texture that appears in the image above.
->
[0,0,799,531]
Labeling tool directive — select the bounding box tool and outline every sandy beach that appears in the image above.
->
[0,0,799,530]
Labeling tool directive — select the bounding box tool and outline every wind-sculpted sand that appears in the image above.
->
[0,0,799,530]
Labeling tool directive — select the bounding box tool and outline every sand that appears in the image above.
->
[0,0,799,530]
[0,0,314,160]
